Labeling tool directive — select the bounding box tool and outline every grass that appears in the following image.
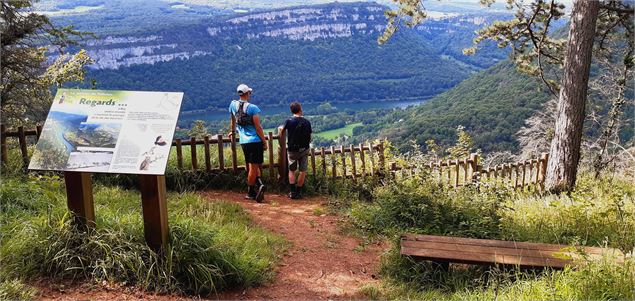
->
[358,251,634,300]
[0,174,288,297]
[338,172,635,300]
[315,123,363,140]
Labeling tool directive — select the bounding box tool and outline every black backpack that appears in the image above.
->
[290,118,311,150]
[234,101,254,126]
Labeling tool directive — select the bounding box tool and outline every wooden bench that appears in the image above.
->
[401,233,624,269]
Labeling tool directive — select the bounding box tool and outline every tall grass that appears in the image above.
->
[0,176,287,296]
[361,246,634,300]
[341,172,635,300]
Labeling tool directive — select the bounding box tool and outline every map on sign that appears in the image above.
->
[29,89,183,175]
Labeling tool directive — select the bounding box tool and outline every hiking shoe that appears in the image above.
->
[245,186,256,200]
[255,184,266,203]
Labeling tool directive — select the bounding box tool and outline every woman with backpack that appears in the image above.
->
[228,84,267,202]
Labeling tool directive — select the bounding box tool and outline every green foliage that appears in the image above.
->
[348,177,505,239]
[87,33,473,111]
[1,1,93,126]
[0,279,37,301]
[0,176,287,296]
[500,174,635,252]
[187,120,210,139]
[446,125,476,159]
[356,62,551,153]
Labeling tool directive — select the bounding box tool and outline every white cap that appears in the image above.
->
[236,84,253,95]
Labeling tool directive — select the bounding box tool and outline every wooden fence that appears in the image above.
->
[388,153,549,191]
[0,124,547,191]
[0,124,386,182]
[168,132,386,181]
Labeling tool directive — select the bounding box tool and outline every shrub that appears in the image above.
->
[348,176,506,239]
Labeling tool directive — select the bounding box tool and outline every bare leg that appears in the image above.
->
[288,170,296,184]
[297,171,306,187]
[247,163,258,185]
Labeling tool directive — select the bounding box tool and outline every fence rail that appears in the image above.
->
[1,124,547,191]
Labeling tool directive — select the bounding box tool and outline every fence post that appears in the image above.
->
[359,143,366,177]
[190,137,198,170]
[330,146,337,180]
[377,140,385,177]
[320,147,327,177]
[340,145,347,179]
[217,134,224,171]
[539,153,549,192]
[367,142,375,176]
[203,135,211,171]
[469,153,479,183]
[17,126,29,169]
[1,124,7,166]
[268,132,275,180]
[278,130,287,184]
[175,138,183,170]
[390,162,397,179]
[349,145,356,181]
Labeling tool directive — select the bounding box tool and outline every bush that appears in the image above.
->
[0,176,287,296]
[348,176,506,239]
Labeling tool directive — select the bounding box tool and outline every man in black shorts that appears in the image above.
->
[228,84,267,202]
[279,102,312,199]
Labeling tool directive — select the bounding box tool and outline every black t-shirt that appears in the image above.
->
[283,116,312,151]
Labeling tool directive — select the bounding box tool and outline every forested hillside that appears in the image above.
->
[354,62,551,152]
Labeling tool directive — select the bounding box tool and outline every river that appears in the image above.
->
[177,97,432,125]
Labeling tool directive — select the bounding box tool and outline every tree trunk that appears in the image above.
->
[545,0,600,193]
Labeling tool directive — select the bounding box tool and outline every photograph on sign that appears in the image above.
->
[29,89,183,175]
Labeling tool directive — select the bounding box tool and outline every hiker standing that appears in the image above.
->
[279,101,312,199]
[228,84,267,202]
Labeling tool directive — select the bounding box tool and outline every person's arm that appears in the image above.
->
[253,114,268,151]
[228,114,236,138]
[279,119,287,137]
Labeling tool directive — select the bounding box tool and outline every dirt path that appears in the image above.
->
[205,190,386,300]
[37,190,385,300]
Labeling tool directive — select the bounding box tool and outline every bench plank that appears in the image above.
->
[402,233,607,254]
[401,234,624,269]
[400,246,570,268]
[402,240,570,259]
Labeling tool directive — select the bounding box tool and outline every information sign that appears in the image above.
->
[29,89,183,175]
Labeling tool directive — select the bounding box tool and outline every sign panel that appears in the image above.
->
[29,89,183,175]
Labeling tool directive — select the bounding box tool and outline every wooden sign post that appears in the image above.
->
[63,171,169,252]
[139,174,169,252]
[64,171,96,228]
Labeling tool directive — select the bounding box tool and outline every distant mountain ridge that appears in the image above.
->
[56,2,511,111]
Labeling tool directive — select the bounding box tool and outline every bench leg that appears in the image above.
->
[432,260,450,273]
